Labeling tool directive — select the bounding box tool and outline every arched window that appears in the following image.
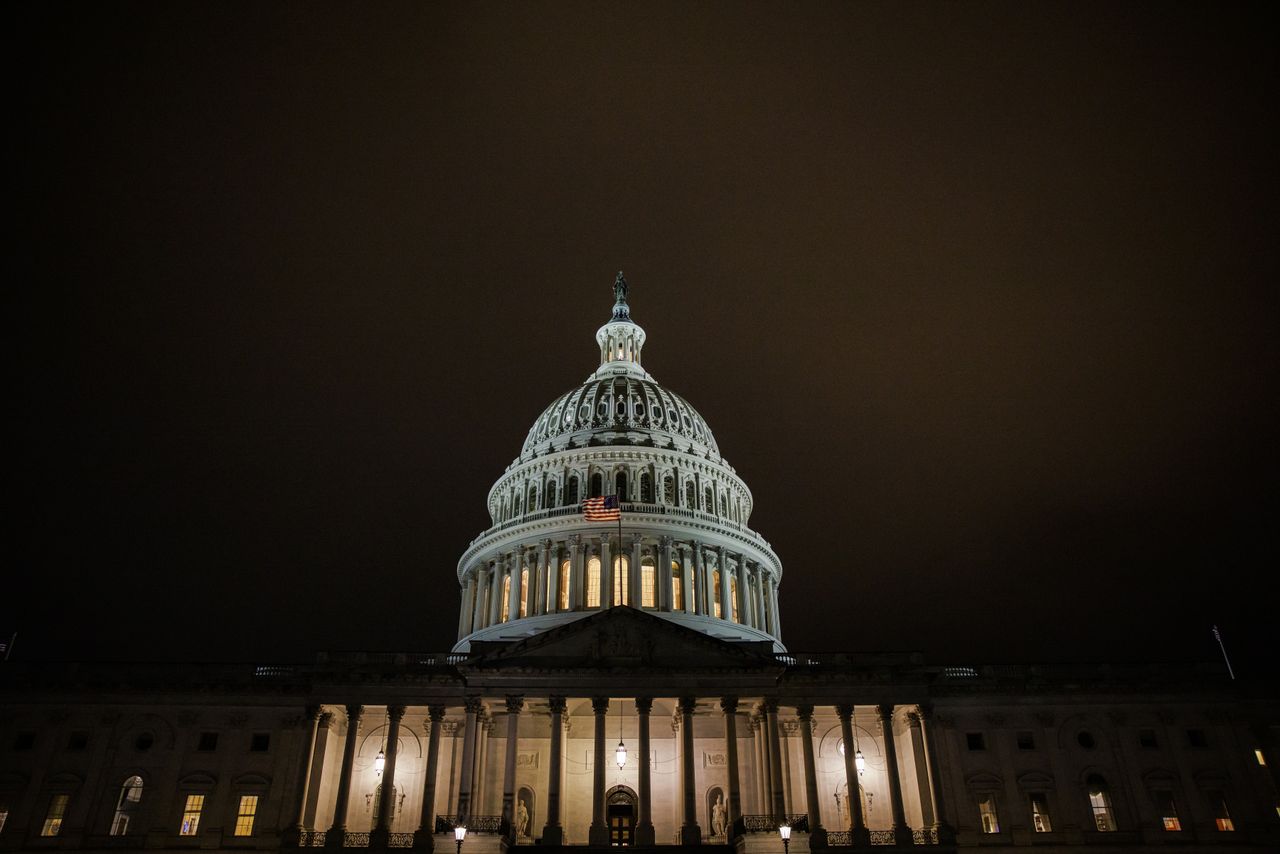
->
[546,480,557,508]
[671,561,683,610]
[558,560,571,610]
[712,570,723,618]
[705,486,714,512]
[527,486,537,513]
[110,775,144,835]
[586,557,601,608]
[613,555,630,606]
[730,576,739,622]
[566,476,579,506]
[685,481,697,508]
[590,473,603,498]
[641,557,656,607]
[519,568,529,617]
[501,575,511,622]
[1087,775,1116,831]
[615,472,628,500]
[663,475,675,504]
[719,493,727,516]
[640,473,653,502]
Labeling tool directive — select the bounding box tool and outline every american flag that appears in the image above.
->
[582,495,621,521]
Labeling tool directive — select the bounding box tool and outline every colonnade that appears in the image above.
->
[457,536,781,641]
[291,699,953,848]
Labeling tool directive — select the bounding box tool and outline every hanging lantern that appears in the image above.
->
[616,739,627,769]
[854,748,866,775]
[374,749,385,776]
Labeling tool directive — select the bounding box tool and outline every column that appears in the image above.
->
[414,707,446,850]
[286,705,322,837]
[506,552,522,621]
[537,540,552,615]
[658,536,674,612]
[636,697,655,844]
[473,715,491,815]
[877,704,911,844]
[692,543,708,615]
[721,697,742,838]
[600,536,613,608]
[836,705,870,845]
[780,721,795,814]
[735,556,750,626]
[545,541,560,615]
[754,570,767,632]
[917,705,955,842]
[629,533,643,607]
[765,699,786,820]
[589,697,610,845]
[488,562,503,626]
[678,697,702,846]
[458,575,475,638]
[568,534,582,610]
[501,696,523,841]
[796,705,826,846]
[754,713,771,813]
[770,579,782,636]
[455,699,481,820]
[681,546,695,614]
[326,704,362,843]
[905,713,935,827]
[542,697,567,846]
[372,705,406,839]
[304,712,335,829]
[717,547,731,620]
[526,548,540,617]
[472,569,489,631]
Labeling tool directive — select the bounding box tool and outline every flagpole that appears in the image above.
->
[1212,625,1235,680]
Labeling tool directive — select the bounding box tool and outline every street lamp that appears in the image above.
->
[453,825,467,854]
[779,823,792,854]
[374,750,385,776]
[615,700,627,769]
[854,748,866,776]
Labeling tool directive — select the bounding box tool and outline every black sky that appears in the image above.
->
[10,2,1278,674]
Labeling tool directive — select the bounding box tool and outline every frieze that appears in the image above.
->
[703,751,728,767]
[516,751,539,768]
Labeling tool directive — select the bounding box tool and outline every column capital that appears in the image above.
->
[319,711,334,727]
[762,697,780,714]
[905,710,922,728]
[592,696,610,714]
[568,533,582,546]
[427,706,446,723]
[796,704,815,721]
[678,696,698,715]
[916,702,935,721]
[505,695,525,714]
[547,696,568,714]
[835,703,855,721]
[630,532,644,546]
[876,703,895,721]
[720,696,739,714]
[464,696,484,715]
[387,704,406,722]
[540,538,553,549]
[346,703,364,722]
[304,703,323,722]
[659,535,674,547]
[635,697,654,715]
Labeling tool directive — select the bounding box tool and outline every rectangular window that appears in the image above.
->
[1016,731,1036,750]
[966,732,986,751]
[1029,794,1052,832]
[671,573,683,611]
[41,794,69,837]
[234,795,258,837]
[12,732,35,751]
[1139,728,1158,748]
[641,563,655,608]
[1206,790,1233,831]
[250,733,270,752]
[1255,748,1266,766]
[1154,790,1181,831]
[197,732,218,751]
[978,794,1000,833]
[66,731,89,751]
[586,558,601,608]
[179,794,205,836]
[1186,728,1208,748]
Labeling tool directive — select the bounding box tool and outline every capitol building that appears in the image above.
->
[1,277,1277,854]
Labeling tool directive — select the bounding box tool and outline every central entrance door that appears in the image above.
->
[606,785,638,847]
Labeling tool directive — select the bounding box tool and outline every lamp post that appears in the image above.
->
[779,823,791,854]
[453,825,466,854]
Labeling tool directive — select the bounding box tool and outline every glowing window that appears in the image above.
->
[1256,748,1267,766]
[558,560,570,610]
[730,577,739,622]
[672,567,683,610]
[641,558,655,608]
[978,794,1000,833]
[501,575,511,622]
[1154,790,1180,831]
[519,568,529,617]
[613,556,630,606]
[179,794,205,836]
[1206,790,1233,831]
[1030,794,1052,832]
[234,795,258,837]
[1087,776,1115,831]
[42,794,69,837]
[110,775,144,835]
[586,557,601,608]
[712,570,723,618]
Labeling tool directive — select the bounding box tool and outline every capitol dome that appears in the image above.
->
[454,273,784,652]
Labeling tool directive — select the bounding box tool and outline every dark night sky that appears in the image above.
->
[10,2,1278,674]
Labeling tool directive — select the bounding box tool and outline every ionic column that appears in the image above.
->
[525,549,540,617]
[542,697,567,846]
[506,552,522,621]
[735,555,749,624]
[600,537,613,609]
[770,579,782,636]
[717,546,731,620]
[414,706,446,850]
[753,713,770,813]
[501,696,523,841]
[780,721,796,813]
[796,705,826,846]
[636,698,655,845]
[629,533,643,607]
[681,545,695,614]
[537,540,552,615]
[721,697,742,837]
[589,697,610,845]
[326,704,362,840]
[372,705,406,839]
[836,704,870,845]
[455,698,481,821]
[764,699,786,820]
[472,569,489,631]
[284,704,322,844]
[678,697,701,845]
[488,562,503,626]
[905,712,934,827]
[568,534,583,610]
[658,536,674,612]
[754,570,767,632]
[692,543,708,615]
[877,704,911,844]
[473,714,491,815]
[458,575,475,638]
[917,705,955,842]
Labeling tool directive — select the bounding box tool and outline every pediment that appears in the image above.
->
[463,607,779,672]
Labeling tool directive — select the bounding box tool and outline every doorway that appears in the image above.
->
[606,785,638,847]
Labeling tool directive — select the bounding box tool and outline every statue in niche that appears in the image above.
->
[516,800,529,838]
[711,792,727,838]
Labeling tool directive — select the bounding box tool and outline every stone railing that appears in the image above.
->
[741,814,809,833]
[435,815,505,834]
[387,834,415,848]
[912,827,939,845]
[298,830,326,847]
[824,827,941,847]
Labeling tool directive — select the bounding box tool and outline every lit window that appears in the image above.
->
[179,794,205,836]
[1029,794,1052,832]
[234,795,258,836]
[586,557,601,608]
[519,568,529,617]
[1154,790,1180,831]
[671,568,683,610]
[42,794,69,837]
[558,560,570,610]
[978,794,1000,833]
[500,575,511,621]
[641,558,655,608]
[1255,748,1266,766]
[1087,776,1116,831]
[613,556,629,606]
[110,776,143,835]
[712,571,722,618]
[1206,790,1233,831]
[730,577,739,622]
